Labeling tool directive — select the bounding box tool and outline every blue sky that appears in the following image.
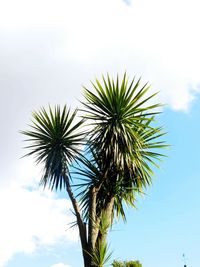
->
[0,0,200,267]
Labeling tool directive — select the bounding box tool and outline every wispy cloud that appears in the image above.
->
[0,159,78,267]
[122,0,132,5]
[0,0,199,111]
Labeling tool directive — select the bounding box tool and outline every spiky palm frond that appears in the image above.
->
[91,241,112,267]
[86,240,112,267]
[89,211,112,267]
[78,74,167,221]
[21,105,85,190]
[83,73,164,180]
[74,151,138,222]
[74,118,165,222]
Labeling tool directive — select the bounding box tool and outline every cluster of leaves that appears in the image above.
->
[112,260,142,267]
[77,74,166,222]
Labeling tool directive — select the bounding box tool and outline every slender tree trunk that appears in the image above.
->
[64,175,114,267]
[88,186,97,250]
[88,186,101,267]
[97,196,115,246]
[65,176,89,266]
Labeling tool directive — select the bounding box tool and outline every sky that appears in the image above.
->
[0,0,200,266]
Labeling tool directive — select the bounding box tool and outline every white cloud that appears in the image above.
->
[0,0,199,111]
[0,159,78,267]
[50,263,71,267]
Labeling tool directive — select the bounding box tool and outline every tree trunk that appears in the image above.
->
[97,196,115,247]
[65,176,89,266]
[88,186,97,250]
[64,175,115,267]
[88,186,101,267]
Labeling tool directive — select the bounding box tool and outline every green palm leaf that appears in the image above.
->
[21,105,85,190]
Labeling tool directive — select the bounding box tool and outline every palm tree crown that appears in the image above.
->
[21,105,84,190]
[79,73,166,220]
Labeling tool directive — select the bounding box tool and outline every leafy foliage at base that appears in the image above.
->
[112,260,142,267]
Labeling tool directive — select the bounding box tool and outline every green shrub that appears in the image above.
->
[112,260,142,267]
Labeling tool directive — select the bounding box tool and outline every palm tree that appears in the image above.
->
[21,74,166,267]
[21,106,89,265]
[79,74,166,258]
